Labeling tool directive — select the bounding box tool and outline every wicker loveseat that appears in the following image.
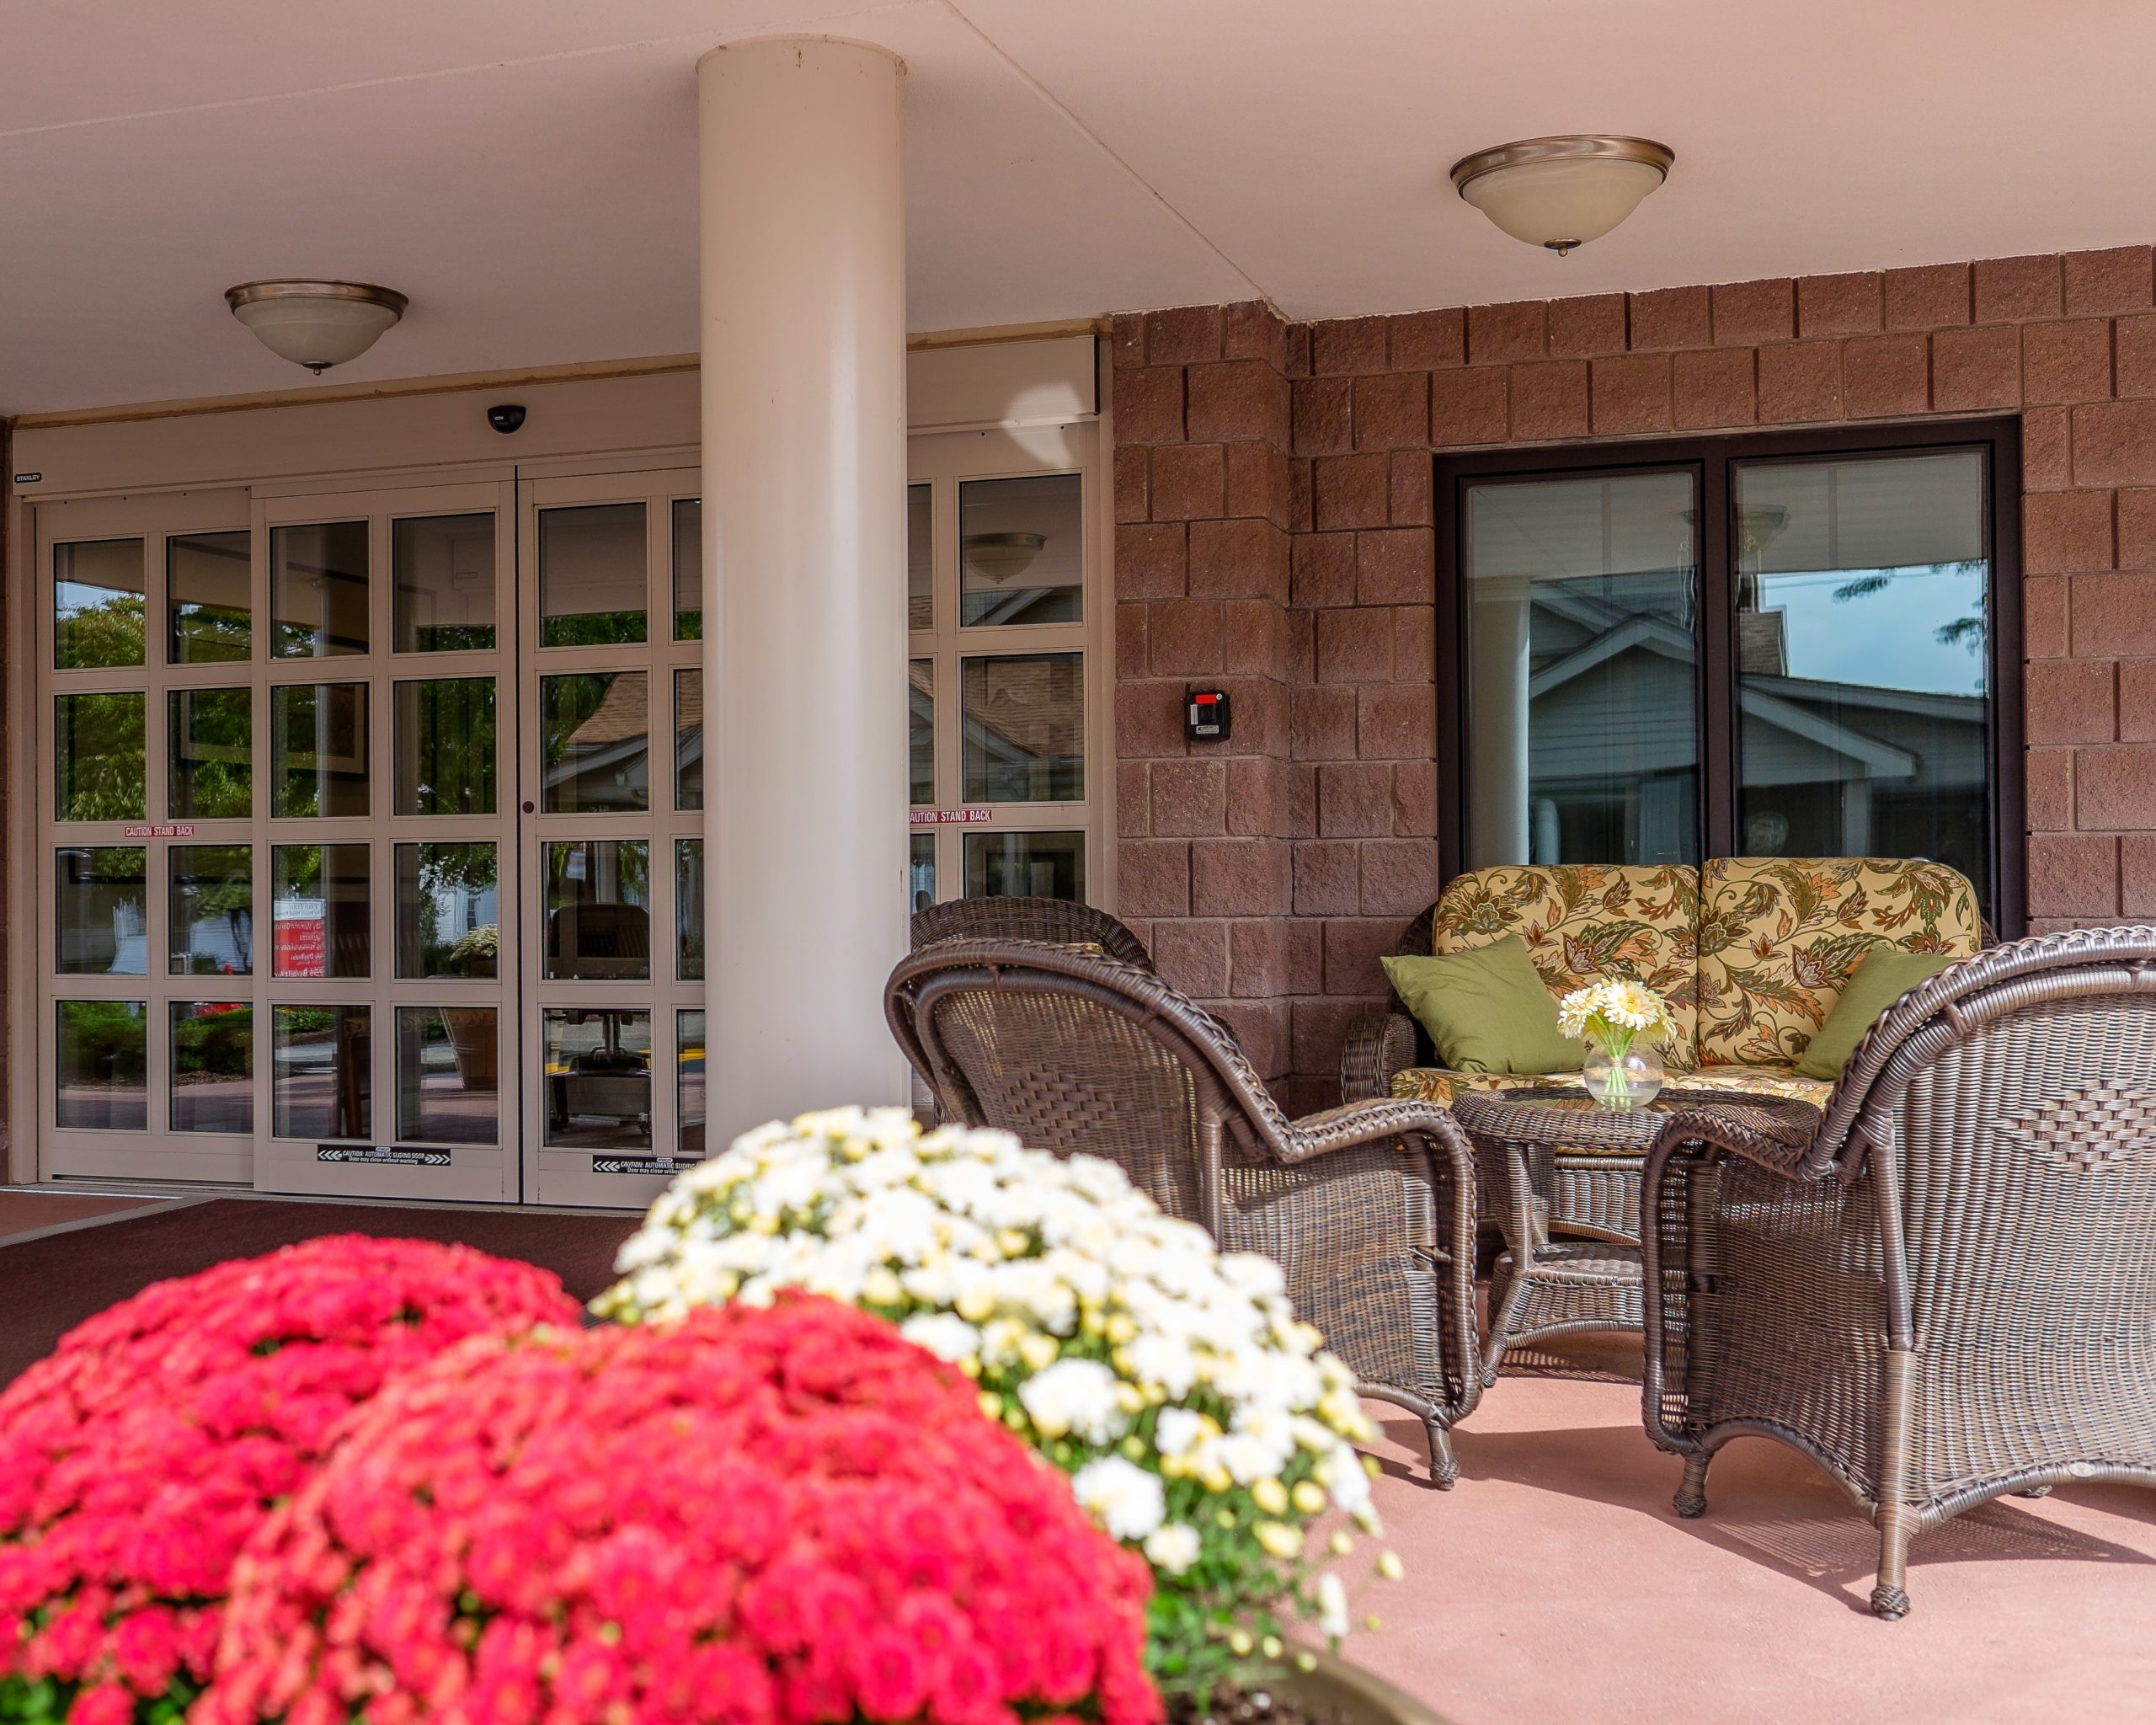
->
[1342,857,1984,1114]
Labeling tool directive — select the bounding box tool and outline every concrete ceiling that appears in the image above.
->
[6,1,2155,414]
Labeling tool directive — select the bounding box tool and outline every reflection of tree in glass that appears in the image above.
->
[542,611,646,648]
[56,692,147,822]
[57,590,145,670]
[173,1004,251,1077]
[407,681,497,814]
[171,688,251,819]
[1832,560,1987,654]
[416,842,499,976]
[174,846,253,975]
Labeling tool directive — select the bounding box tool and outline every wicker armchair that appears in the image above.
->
[910,895,1154,969]
[1641,927,2156,1618]
[887,937,1482,1484]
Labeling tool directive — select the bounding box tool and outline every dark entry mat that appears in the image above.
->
[0,1198,642,1386]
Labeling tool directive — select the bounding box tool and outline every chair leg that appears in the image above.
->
[1870,1345,1917,1620]
[1425,1415,1459,1490]
[1870,1513,1913,1619]
[1673,1452,1711,1519]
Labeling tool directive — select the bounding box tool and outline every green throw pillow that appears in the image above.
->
[1796,947,1960,1080]
[1382,936,1585,1076]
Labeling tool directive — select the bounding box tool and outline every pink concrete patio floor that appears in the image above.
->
[1341,1374,2156,1724]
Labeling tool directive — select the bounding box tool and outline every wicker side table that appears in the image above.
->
[1450,1087,1819,1386]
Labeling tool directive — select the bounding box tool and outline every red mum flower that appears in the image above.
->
[0,1236,579,1725]
[196,1297,1159,1725]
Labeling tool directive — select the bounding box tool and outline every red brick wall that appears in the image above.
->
[1113,248,2156,1110]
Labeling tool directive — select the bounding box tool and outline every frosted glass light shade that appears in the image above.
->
[226,281,408,373]
[1452,137,1673,254]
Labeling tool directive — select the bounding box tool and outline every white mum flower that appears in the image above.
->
[1071,1455,1166,1541]
[899,1311,982,1365]
[1316,1573,1349,1640]
[1017,1356,1128,1442]
[1142,1523,1203,1575]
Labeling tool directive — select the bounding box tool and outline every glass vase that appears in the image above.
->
[1583,1042,1663,1111]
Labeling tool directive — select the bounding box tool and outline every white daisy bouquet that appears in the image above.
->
[1558,978,1678,1108]
[594,1105,1398,1697]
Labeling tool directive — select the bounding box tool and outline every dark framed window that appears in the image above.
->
[1435,419,2023,936]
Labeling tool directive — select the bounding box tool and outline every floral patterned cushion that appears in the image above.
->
[1693,857,1983,1069]
[1429,865,1701,1071]
[1390,1062,1833,1128]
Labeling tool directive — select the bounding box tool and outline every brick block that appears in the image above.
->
[1212,1000,1289,1078]
[1312,316,1388,376]
[1113,445,1149,524]
[1931,325,2020,411]
[1973,254,2062,323]
[1356,527,1436,606]
[1223,598,1293,680]
[1712,278,1795,346]
[1545,294,1627,359]
[1388,307,1465,370]
[1117,759,1149,837]
[2025,834,2116,918]
[1840,334,1929,419]
[2127,836,2156,916]
[1430,368,1508,446]
[1882,262,1969,331]
[1188,516,1288,601]
[1291,997,1368,1076]
[1290,686,1358,760]
[1148,601,1225,676]
[1146,305,1223,365]
[2118,488,2156,567]
[1151,918,1230,998]
[1671,349,1754,430]
[1392,761,1438,837]
[1313,452,1391,531]
[2024,576,2068,659]
[1115,681,1188,759]
[2073,574,2156,656]
[1222,677,1289,757]
[1108,312,1145,369]
[1468,300,1546,365]
[1186,359,1289,445]
[1294,840,1361,916]
[1796,272,1882,337]
[2114,315,2156,399]
[2072,400,2156,486]
[1316,761,1393,836]
[2022,319,2111,405]
[1359,839,1440,916]
[1225,755,1281,838]
[1224,440,1290,526]
[1286,919,1325,995]
[2025,406,2071,491]
[2024,489,2114,574]
[1115,522,1186,600]
[1228,919,1289,999]
[2024,748,2072,830]
[2076,747,2156,830]
[1281,761,1318,838]
[1628,286,1711,350]
[2063,246,2153,316]
[1508,360,1590,441]
[1323,918,1398,996]
[1290,532,1356,608]
[1391,603,1436,681]
[2119,660,2156,742]
[1287,457,1313,531]
[1115,365,1185,445]
[1150,760,1228,837]
[1150,442,1226,520]
[1115,601,1149,678]
[1291,377,1354,455]
[1756,342,1842,423]
[1118,840,1191,916]
[1190,839,1291,916]
[1591,353,1674,435]
[1315,606,1393,685]
[1389,453,1433,526]
[1223,299,1290,367]
[2025,656,2115,745]
[1354,371,1432,451]
[1284,323,1312,380]
[1356,684,1436,759]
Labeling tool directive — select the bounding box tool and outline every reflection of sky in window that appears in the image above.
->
[1753,562,1986,697]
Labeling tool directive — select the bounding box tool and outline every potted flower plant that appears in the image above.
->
[595,1107,1417,1716]
[1557,979,1678,1109]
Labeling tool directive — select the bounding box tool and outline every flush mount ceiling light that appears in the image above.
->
[1450,136,1674,254]
[224,280,408,373]
[963,531,1046,583]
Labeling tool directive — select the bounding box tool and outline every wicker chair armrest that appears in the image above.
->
[1644,1101,1820,1185]
[1340,1007,1421,1103]
[1285,1097,1476,1185]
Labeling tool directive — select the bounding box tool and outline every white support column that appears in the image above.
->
[700,35,909,1135]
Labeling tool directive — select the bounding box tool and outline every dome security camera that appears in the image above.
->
[487,403,527,435]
